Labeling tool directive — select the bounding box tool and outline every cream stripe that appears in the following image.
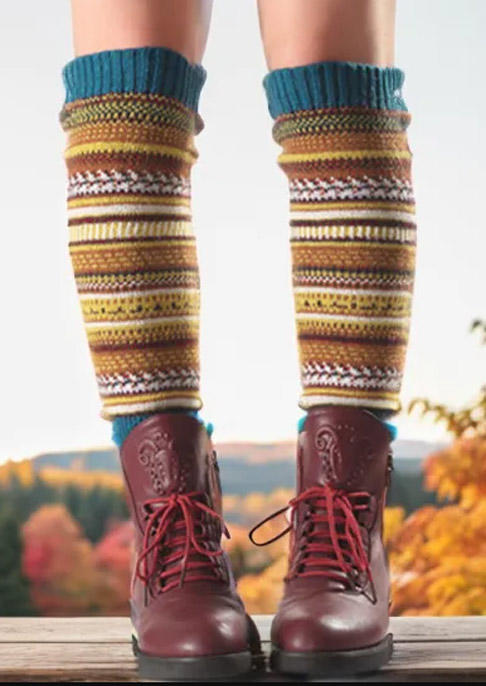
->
[290,208,415,222]
[79,288,199,301]
[296,313,411,324]
[291,202,415,213]
[101,396,201,417]
[85,315,199,330]
[69,221,194,243]
[290,225,415,242]
[294,287,412,298]
[68,203,191,220]
[299,394,398,410]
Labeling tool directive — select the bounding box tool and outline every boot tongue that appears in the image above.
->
[121,414,212,512]
[298,407,391,494]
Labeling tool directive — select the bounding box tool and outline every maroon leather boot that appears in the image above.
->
[120,413,261,681]
[251,406,393,677]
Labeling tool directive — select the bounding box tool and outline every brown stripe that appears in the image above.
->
[68,214,192,226]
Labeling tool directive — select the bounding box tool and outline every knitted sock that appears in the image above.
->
[60,47,206,419]
[265,61,416,415]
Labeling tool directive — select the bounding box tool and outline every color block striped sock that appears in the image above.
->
[60,47,206,420]
[265,61,416,415]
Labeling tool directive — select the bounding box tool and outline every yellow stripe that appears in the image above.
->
[65,141,195,163]
[279,150,411,164]
[70,238,195,253]
[290,201,415,214]
[302,387,398,399]
[68,195,190,208]
[292,240,416,251]
[103,390,199,405]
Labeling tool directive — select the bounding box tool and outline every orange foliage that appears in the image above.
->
[22,505,97,615]
[387,436,486,616]
[38,466,123,491]
[0,459,34,486]
[424,436,486,506]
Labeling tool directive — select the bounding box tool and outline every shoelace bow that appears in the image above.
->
[135,492,230,593]
[249,484,376,599]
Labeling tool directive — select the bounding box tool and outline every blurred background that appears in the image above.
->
[0,0,485,617]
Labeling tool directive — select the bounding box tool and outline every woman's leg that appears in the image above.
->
[258,0,395,69]
[61,2,259,679]
[65,0,212,426]
[257,0,414,676]
[71,0,212,61]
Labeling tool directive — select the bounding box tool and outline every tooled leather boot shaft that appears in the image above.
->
[297,406,391,496]
[120,413,222,527]
[288,407,392,589]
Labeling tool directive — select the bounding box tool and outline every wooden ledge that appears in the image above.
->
[0,616,485,682]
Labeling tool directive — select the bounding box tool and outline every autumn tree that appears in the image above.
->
[22,504,97,615]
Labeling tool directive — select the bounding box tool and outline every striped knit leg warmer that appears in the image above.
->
[60,47,206,438]
[265,62,416,416]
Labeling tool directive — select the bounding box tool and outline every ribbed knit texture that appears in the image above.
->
[264,61,406,118]
[112,413,152,447]
[61,47,205,419]
[63,46,206,111]
[267,61,416,414]
[112,410,203,447]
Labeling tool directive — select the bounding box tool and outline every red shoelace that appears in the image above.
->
[135,492,230,593]
[249,484,375,597]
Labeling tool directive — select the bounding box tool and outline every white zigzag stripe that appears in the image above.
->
[289,176,414,203]
[97,369,200,397]
[67,170,191,199]
[302,362,402,392]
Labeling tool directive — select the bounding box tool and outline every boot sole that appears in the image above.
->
[271,633,393,677]
[132,635,255,681]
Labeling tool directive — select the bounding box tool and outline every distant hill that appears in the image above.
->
[19,437,445,515]
[30,438,444,472]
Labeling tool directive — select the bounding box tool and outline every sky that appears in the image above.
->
[0,0,485,461]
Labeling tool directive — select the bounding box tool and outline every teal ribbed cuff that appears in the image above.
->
[112,410,210,448]
[264,61,406,118]
[63,46,206,111]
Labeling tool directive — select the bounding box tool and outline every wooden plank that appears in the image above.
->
[253,616,486,645]
[1,616,486,644]
[0,617,485,682]
[0,639,486,682]
[0,617,131,644]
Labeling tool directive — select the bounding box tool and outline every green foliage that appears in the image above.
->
[0,510,34,615]
[0,477,128,543]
